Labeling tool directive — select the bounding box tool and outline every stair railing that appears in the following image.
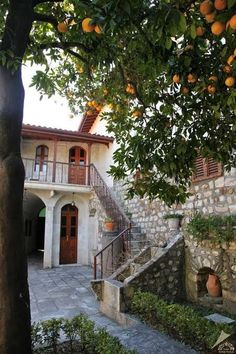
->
[89,164,132,279]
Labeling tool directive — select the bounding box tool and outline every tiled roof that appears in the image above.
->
[78,112,99,133]
[21,124,113,145]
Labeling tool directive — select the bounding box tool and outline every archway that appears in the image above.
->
[23,191,45,264]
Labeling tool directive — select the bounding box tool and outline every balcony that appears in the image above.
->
[23,158,91,188]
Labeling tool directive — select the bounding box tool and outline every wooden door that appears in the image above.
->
[69,147,86,184]
[34,145,48,179]
[60,205,78,264]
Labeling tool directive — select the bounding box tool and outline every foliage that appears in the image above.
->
[186,213,236,242]
[31,314,135,354]
[163,213,183,220]
[104,216,114,222]
[0,0,236,204]
[131,291,235,352]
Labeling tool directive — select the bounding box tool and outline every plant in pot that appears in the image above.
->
[164,213,183,230]
[104,216,115,232]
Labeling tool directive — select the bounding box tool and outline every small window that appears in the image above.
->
[192,156,222,182]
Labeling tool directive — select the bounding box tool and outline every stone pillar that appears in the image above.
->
[43,202,55,268]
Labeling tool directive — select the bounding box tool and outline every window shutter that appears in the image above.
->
[192,156,222,182]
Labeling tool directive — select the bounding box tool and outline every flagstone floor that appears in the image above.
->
[28,252,196,354]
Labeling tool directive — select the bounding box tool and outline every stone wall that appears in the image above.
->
[112,168,236,242]
[185,235,236,314]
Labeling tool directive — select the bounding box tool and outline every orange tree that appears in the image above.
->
[0,0,236,352]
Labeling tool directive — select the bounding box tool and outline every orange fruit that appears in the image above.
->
[181,87,189,94]
[132,110,142,118]
[227,55,235,65]
[225,76,235,87]
[96,105,102,111]
[207,84,216,93]
[229,15,236,30]
[200,0,214,15]
[57,22,68,33]
[82,17,95,32]
[103,89,108,95]
[223,64,232,73]
[211,21,225,35]
[196,26,205,36]
[208,75,218,82]
[172,74,181,83]
[187,73,197,83]
[94,24,102,34]
[205,11,216,23]
[126,84,135,95]
[214,0,227,10]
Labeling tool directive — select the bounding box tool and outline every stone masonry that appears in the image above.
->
[112,168,236,243]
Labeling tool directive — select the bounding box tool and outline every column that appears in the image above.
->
[43,203,55,268]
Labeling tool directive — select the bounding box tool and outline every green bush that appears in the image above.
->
[131,291,235,352]
[186,213,236,243]
[31,315,135,354]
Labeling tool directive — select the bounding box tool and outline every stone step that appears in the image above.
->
[130,232,146,241]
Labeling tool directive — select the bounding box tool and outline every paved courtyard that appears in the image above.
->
[28,253,196,354]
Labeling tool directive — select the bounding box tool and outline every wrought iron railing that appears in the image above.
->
[89,164,131,279]
[23,158,90,185]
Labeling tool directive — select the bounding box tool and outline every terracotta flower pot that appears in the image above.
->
[206,274,222,297]
[104,221,114,232]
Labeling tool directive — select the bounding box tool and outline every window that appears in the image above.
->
[34,145,49,174]
[192,156,222,182]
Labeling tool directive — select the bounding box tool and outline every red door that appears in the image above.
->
[60,205,78,264]
[69,147,86,184]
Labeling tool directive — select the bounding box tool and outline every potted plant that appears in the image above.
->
[163,213,183,230]
[104,216,115,232]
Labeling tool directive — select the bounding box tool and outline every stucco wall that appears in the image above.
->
[21,138,114,186]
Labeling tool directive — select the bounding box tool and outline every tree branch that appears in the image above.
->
[40,41,92,53]
[33,0,63,6]
[33,12,57,26]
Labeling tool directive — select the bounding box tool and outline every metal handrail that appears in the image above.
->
[93,226,131,280]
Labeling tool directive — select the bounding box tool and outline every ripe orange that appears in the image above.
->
[196,26,205,36]
[214,0,227,10]
[225,76,235,87]
[208,76,218,82]
[82,17,95,32]
[181,87,189,94]
[200,0,214,15]
[229,15,236,30]
[227,55,235,65]
[207,84,216,93]
[223,64,233,73]
[103,89,108,95]
[211,21,225,35]
[94,24,102,34]
[86,110,94,115]
[187,73,197,83]
[172,74,181,83]
[132,110,142,118]
[126,84,135,95]
[57,22,68,33]
[205,11,216,23]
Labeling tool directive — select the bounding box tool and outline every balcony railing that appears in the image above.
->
[23,158,90,186]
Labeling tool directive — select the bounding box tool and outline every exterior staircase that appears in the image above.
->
[89,164,149,279]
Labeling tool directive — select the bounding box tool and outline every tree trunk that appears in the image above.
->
[0,66,32,354]
[0,1,33,353]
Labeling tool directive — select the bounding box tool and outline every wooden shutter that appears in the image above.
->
[192,156,222,182]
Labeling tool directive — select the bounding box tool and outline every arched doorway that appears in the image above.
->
[68,146,86,184]
[60,204,78,264]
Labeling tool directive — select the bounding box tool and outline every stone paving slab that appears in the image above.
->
[28,254,196,354]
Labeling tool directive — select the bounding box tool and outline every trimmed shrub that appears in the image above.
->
[31,314,135,354]
[131,291,235,352]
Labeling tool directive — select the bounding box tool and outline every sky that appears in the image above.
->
[22,64,82,131]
